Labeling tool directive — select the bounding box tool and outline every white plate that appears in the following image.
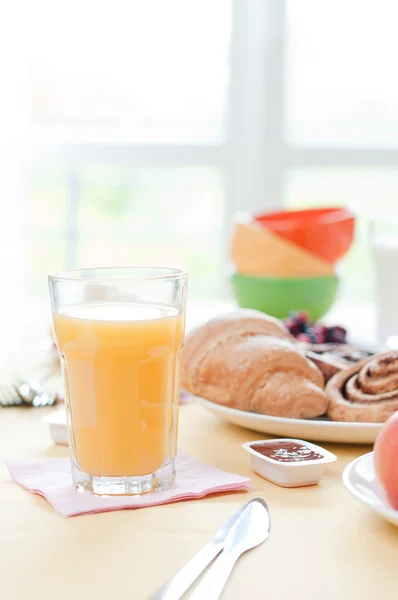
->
[42,410,68,446]
[343,452,398,527]
[197,397,382,444]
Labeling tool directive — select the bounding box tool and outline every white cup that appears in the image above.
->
[371,237,398,343]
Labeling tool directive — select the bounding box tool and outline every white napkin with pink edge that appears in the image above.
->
[6,451,250,517]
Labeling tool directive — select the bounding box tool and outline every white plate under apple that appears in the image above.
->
[343,452,398,528]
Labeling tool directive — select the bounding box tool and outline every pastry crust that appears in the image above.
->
[299,342,374,363]
[182,310,328,419]
[304,350,351,383]
[326,351,398,422]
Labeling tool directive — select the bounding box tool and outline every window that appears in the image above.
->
[286,0,398,145]
[29,0,231,144]
[29,165,224,298]
[284,0,398,307]
[4,0,398,316]
[21,0,234,304]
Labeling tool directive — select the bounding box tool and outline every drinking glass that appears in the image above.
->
[49,267,187,496]
[369,218,398,344]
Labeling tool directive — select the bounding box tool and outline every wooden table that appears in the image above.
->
[1,401,397,600]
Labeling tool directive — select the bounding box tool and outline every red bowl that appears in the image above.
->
[255,207,355,264]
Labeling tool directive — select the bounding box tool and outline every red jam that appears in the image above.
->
[250,441,324,463]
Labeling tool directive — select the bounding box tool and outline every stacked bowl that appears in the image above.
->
[230,207,355,321]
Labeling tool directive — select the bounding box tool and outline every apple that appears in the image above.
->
[374,411,398,510]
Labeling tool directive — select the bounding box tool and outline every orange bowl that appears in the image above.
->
[255,207,355,264]
[230,220,335,277]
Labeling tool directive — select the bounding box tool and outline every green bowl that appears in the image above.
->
[230,272,340,321]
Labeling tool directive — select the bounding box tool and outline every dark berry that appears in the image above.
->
[296,320,307,333]
[298,311,310,323]
[319,324,329,338]
[284,317,295,330]
[313,332,326,344]
[327,326,347,344]
[283,318,300,336]
[332,327,347,343]
[296,333,312,343]
[312,325,328,344]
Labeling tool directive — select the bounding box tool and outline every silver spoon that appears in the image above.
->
[151,501,254,600]
[190,498,270,600]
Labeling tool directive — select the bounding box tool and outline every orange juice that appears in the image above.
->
[53,303,184,478]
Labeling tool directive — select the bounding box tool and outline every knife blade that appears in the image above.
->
[189,498,270,600]
[150,500,258,600]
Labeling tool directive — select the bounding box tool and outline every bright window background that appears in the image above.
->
[2,0,398,339]
[286,0,398,145]
[284,0,398,313]
[29,166,224,298]
[22,0,232,308]
[29,0,231,143]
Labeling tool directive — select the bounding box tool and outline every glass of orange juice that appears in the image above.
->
[48,267,187,496]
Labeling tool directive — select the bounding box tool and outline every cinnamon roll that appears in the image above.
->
[326,351,398,422]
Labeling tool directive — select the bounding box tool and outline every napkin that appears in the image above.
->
[6,451,250,518]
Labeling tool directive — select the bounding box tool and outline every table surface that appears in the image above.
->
[1,401,397,600]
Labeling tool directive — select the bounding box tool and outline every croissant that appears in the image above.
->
[326,351,398,422]
[181,310,328,419]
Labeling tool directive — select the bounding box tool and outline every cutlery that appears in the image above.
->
[16,377,57,407]
[0,366,58,408]
[151,500,257,600]
[0,384,23,407]
[190,498,270,600]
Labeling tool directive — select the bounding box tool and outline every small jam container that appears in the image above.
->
[242,438,337,488]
